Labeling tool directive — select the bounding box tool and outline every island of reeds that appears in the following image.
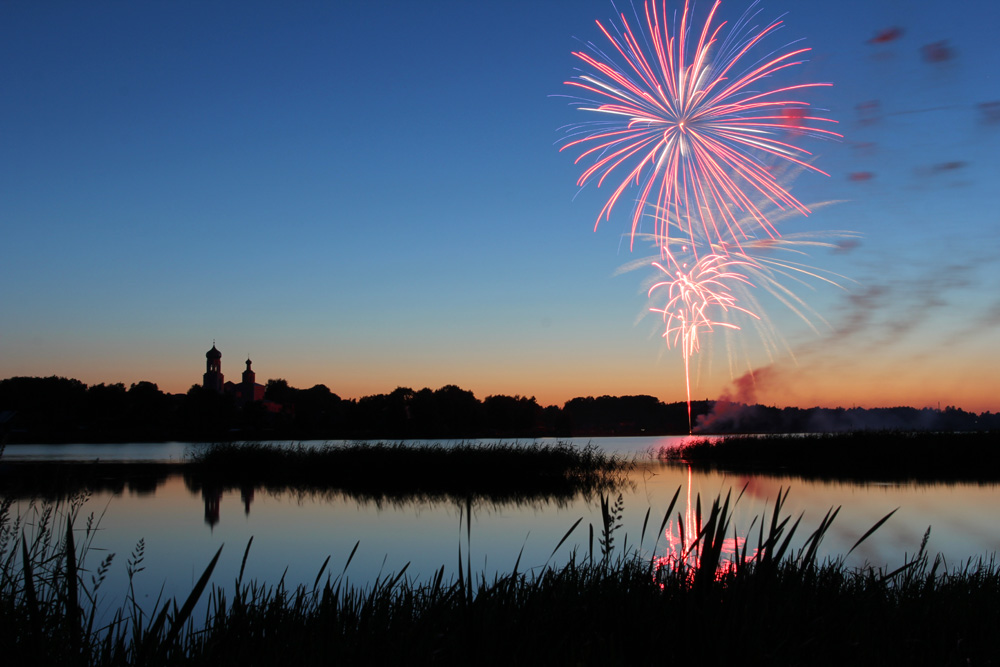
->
[3,486,1000,665]
[0,441,631,506]
[661,431,1000,483]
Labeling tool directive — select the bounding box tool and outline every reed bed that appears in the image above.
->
[3,487,1000,665]
[186,440,631,501]
[0,441,631,504]
[664,430,1000,482]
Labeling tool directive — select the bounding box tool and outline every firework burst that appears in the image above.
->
[648,252,760,429]
[561,0,840,260]
[561,0,844,433]
[621,224,854,427]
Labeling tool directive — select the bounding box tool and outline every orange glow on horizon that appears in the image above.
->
[3,343,995,414]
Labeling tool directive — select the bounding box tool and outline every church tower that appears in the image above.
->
[204,344,224,393]
[241,357,256,402]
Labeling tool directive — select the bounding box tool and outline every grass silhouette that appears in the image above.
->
[3,486,1000,665]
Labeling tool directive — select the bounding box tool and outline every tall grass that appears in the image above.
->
[2,489,1000,664]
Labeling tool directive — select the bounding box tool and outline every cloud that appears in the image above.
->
[796,254,990,358]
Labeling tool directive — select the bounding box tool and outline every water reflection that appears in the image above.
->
[0,467,628,528]
[1,475,997,636]
[182,474,633,528]
[197,483,258,528]
[0,462,181,499]
[203,486,221,527]
[242,486,254,515]
[3,439,1000,615]
[649,466,758,582]
[2,441,632,527]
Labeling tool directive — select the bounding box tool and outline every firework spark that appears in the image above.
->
[648,252,760,430]
[619,225,855,431]
[561,0,843,433]
[561,0,840,260]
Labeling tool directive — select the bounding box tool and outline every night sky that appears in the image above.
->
[3,0,998,412]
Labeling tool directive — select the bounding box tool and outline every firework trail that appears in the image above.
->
[648,252,760,430]
[561,0,841,433]
[626,227,853,430]
[561,0,840,263]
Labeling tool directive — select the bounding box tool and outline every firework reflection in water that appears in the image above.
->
[651,466,756,583]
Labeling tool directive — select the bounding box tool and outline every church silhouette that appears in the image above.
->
[203,343,266,405]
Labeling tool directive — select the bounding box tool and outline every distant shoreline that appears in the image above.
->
[3,375,997,444]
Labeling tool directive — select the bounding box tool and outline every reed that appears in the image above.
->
[2,489,1000,665]
[664,430,1000,482]
[0,441,632,505]
[189,440,627,478]
[185,440,632,503]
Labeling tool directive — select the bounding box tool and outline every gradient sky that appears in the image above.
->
[3,0,998,412]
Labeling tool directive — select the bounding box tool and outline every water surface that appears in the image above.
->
[5,437,999,621]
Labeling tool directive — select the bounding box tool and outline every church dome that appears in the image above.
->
[206,344,222,359]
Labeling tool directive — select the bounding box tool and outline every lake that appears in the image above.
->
[4,437,1000,622]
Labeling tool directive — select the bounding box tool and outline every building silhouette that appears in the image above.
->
[229,357,266,404]
[203,344,224,393]
[202,344,266,405]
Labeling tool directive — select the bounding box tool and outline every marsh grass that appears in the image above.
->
[0,441,632,505]
[189,440,627,481]
[184,440,632,507]
[3,487,1000,665]
[664,430,1000,482]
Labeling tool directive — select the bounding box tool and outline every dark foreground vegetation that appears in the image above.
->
[3,375,998,442]
[664,431,1000,483]
[3,489,1000,665]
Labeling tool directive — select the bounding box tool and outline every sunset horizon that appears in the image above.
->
[3,0,997,419]
[2,337,995,415]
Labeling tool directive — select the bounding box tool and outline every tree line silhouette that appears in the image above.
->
[0,375,996,444]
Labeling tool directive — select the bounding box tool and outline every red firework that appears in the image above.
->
[561,0,840,259]
[648,252,760,429]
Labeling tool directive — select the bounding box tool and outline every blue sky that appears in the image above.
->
[2,0,998,411]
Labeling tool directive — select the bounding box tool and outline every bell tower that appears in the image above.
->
[204,343,224,393]
[241,357,256,402]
